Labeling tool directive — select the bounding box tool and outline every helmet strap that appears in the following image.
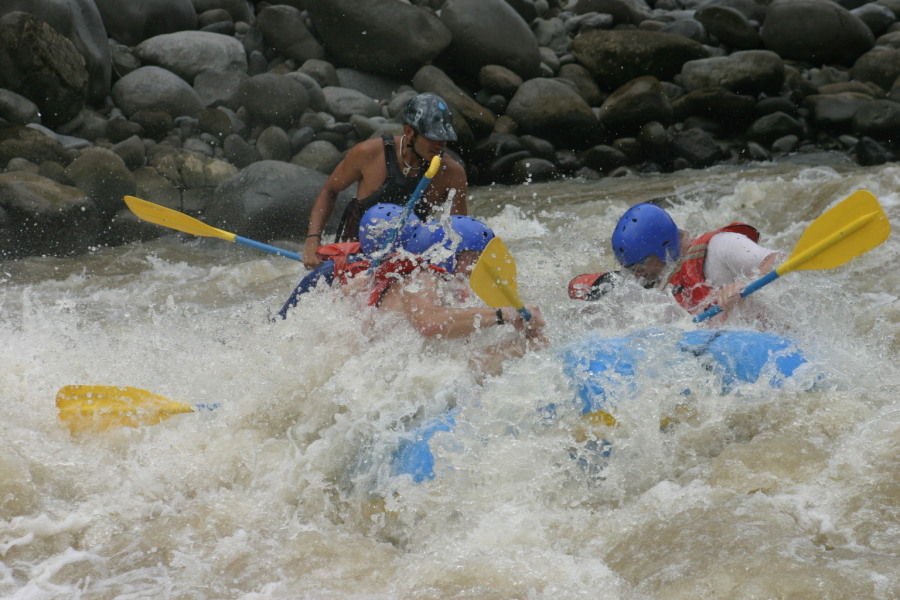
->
[400,132,426,176]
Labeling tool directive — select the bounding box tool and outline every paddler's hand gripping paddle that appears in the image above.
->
[469,237,532,321]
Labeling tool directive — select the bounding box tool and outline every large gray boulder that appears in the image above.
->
[307,0,451,78]
[437,0,542,81]
[336,68,407,102]
[746,111,804,146]
[572,0,654,26]
[0,124,72,168]
[93,0,197,46]
[206,160,352,242]
[136,32,248,85]
[804,93,873,132]
[850,3,897,36]
[850,49,900,91]
[236,73,309,128]
[672,88,757,128]
[852,98,900,139]
[256,5,325,64]
[506,78,603,148]
[571,30,710,90]
[599,76,674,135]
[412,65,496,139]
[697,0,769,24]
[695,5,763,49]
[63,147,135,219]
[0,171,99,258]
[112,66,204,119]
[321,87,382,121]
[0,0,110,104]
[670,127,726,168]
[193,0,253,24]
[680,50,784,96]
[0,89,40,125]
[760,0,874,67]
[194,69,249,109]
[0,12,89,128]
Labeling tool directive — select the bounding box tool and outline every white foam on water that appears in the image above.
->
[1,157,898,598]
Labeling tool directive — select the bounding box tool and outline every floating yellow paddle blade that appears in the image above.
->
[778,189,891,275]
[124,195,236,241]
[57,385,194,434]
[469,237,524,310]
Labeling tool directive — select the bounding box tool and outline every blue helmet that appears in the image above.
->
[403,215,494,272]
[449,215,495,253]
[611,203,680,266]
[358,203,421,256]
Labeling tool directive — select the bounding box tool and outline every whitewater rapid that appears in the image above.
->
[2,155,898,599]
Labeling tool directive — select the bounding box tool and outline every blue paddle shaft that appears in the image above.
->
[369,158,440,272]
[379,176,431,254]
[518,306,532,321]
[693,270,780,323]
[234,236,303,262]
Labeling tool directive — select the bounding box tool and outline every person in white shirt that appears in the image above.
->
[609,203,780,317]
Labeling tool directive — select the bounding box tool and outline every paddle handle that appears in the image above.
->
[234,236,302,262]
[518,306,532,321]
[692,270,780,322]
[369,155,441,271]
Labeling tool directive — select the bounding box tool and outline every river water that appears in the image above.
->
[2,153,898,599]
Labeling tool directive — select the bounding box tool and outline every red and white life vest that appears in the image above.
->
[668,223,760,313]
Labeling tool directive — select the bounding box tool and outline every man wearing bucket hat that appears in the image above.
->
[302,92,468,269]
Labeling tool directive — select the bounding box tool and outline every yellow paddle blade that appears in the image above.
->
[124,195,237,242]
[56,385,194,434]
[469,237,524,310]
[779,190,890,275]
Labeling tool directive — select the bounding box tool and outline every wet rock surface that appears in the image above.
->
[2,0,899,258]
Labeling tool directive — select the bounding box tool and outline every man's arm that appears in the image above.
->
[707,232,781,312]
[302,149,367,268]
[386,272,544,339]
[425,157,468,216]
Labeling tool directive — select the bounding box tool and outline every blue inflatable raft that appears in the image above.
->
[391,329,810,482]
[562,328,808,417]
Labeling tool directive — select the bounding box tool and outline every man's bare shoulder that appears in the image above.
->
[441,153,465,171]
[347,135,389,158]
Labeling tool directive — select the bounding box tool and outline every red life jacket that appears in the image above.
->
[315,242,370,284]
[668,223,760,313]
[367,256,448,307]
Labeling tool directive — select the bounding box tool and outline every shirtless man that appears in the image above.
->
[302,93,468,269]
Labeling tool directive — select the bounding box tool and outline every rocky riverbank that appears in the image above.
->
[2,0,899,259]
